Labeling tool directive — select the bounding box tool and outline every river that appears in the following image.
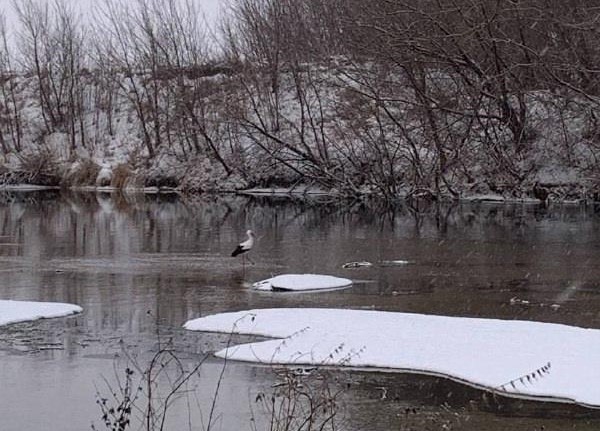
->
[0,191,599,430]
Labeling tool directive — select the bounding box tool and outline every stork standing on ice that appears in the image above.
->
[231,230,255,266]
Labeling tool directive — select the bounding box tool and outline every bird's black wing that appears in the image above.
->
[231,245,246,257]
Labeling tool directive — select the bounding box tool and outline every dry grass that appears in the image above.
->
[63,159,101,186]
[111,163,132,189]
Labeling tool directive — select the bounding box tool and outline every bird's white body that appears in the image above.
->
[239,230,255,250]
[231,230,255,257]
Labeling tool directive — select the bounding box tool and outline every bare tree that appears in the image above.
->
[93,0,158,159]
[0,12,23,153]
[13,0,87,156]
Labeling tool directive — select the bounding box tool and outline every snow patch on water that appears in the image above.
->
[0,299,82,326]
[252,274,352,291]
[184,308,600,407]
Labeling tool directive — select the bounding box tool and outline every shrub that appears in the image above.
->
[63,159,101,186]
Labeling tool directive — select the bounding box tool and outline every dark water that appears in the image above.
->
[1,191,600,430]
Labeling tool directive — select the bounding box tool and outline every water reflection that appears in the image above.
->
[1,191,600,430]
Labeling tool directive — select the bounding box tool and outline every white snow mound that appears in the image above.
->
[252,274,352,291]
[0,299,82,326]
[184,308,600,407]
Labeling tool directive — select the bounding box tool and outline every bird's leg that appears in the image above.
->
[247,254,255,265]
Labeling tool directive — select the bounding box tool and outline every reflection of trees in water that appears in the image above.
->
[2,192,600,261]
[0,190,62,206]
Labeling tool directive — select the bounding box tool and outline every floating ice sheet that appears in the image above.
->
[0,299,82,326]
[185,308,600,407]
[252,274,352,292]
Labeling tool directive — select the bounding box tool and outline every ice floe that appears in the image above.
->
[185,308,600,407]
[0,300,82,326]
[252,274,352,292]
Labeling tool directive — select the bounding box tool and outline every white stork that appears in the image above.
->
[231,230,255,265]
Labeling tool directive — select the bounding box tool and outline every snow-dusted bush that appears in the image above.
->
[12,150,62,186]
[179,156,248,193]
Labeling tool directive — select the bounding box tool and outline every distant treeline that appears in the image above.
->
[0,0,599,199]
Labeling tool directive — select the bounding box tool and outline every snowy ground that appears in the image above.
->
[0,300,82,326]
[252,274,352,291]
[185,308,600,408]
